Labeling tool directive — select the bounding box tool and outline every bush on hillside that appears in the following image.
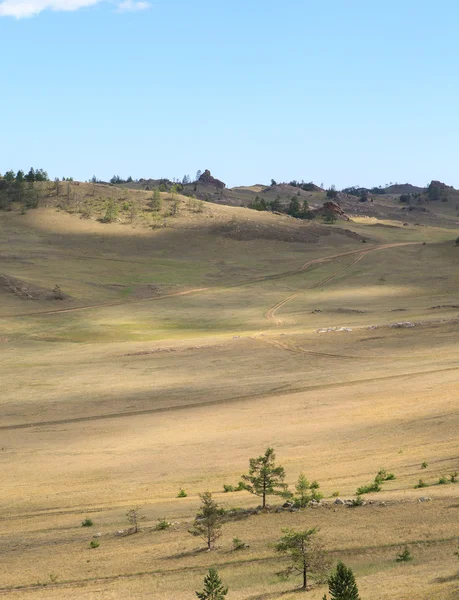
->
[356,482,381,495]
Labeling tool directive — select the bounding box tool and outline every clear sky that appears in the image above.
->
[1,0,458,189]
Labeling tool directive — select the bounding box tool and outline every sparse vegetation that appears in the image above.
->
[126,508,144,534]
[415,479,428,489]
[101,198,119,223]
[89,540,100,549]
[232,537,247,551]
[374,468,395,483]
[292,473,323,507]
[155,518,172,531]
[356,482,381,495]
[1,174,459,600]
[349,495,364,507]
[396,546,413,562]
[177,488,188,498]
[81,518,93,527]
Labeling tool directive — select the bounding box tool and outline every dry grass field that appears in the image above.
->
[0,187,458,599]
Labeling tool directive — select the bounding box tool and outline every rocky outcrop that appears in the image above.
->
[312,201,351,221]
[198,170,226,189]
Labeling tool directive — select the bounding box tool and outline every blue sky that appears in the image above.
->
[1,0,458,188]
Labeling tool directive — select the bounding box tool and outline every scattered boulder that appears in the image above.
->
[418,496,432,503]
[334,498,345,505]
[317,327,352,333]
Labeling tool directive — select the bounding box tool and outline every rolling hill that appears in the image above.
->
[0,178,458,600]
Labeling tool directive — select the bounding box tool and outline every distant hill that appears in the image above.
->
[385,183,426,195]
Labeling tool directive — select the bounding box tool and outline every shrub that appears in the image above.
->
[455,236,459,246]
[81,518,93,527]
[349,495,364,507]
[155,518,171,531]
[421,462,428,469]
[450,472,458,483]
[223,484,235,493]
[414,479,428,489]
[396,546,413,562]
[438,476,448,485]
[101,198,119,223]
[356,482,381,495]
[89,540,99,549]
[177,489,187,498]
[331,491,340,498]
[323,211,336,224]
[375,468,395,483]
[232,537,247,551]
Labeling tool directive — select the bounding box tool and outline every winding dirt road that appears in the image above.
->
[265,242,417,325]
[0,242,418,321]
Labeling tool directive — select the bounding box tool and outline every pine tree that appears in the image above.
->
[270,195,282,212]
[14,170,25,203]
[196,568,228,599]
[126,507,145,534]
[150,189,162,212]
[189,492,225,550]
[25,167,36,183]
[293,473,322,507]
[288,196,300,217]
[241,447,287,508]
[328,561,360,600]
[275,528,330,590]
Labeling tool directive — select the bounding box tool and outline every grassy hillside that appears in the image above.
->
[0,190,458,599]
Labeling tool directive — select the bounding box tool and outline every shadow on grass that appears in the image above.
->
[246,587,313,600]
[433,571,459,584]
[164,547,209,560]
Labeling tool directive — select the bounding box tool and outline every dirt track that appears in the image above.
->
[0,242,419,320]
[1,364,457,432]
[265,242,417,325]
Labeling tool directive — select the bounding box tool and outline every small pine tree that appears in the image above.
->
[102,198,118,223]
[292,473,322,507]
[53,285,64,300]
[288,196,301,217]
[126,507,144,534]
[294,472,311,507]
[328,561,360,600]
[189,492,225,550]
[396,546,413,562]
[150,189,162,212]
[170,198,180,216]
[196,568,228,599]
[275,528,330,590]
[241,447,287,508]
